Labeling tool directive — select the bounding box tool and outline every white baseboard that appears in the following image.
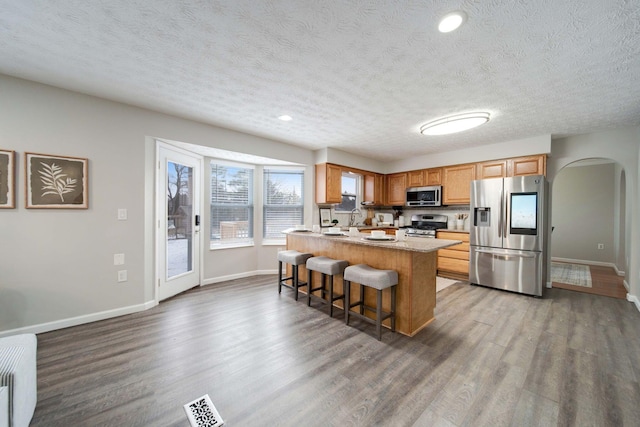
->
[1,271,281,338]
[551,257,616,268]
[628,293,640,312]
[202,269,277,286]
[0,300,157,339]
[551,257,625,276]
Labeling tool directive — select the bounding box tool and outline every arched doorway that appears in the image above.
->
[550,158,627,298]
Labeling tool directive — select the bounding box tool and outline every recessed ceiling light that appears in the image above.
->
[438,11,467,33]
[278,115,293,121]
[420,112,490,136]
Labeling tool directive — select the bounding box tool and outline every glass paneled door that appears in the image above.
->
[157,143,202,301]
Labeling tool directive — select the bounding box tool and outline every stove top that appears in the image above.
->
[405,214,448,238]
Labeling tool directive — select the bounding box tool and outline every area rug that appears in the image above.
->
[551,262,592,287]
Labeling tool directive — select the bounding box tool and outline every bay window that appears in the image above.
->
[210,161,254,246]
[263,167,304,239]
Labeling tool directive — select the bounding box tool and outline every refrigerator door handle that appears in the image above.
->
[473,248,538,258]
[498,189,504,238]
[502,189,508,238]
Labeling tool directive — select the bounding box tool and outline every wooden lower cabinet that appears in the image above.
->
[436,231,469,280]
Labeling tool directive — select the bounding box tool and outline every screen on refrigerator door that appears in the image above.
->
[510,192,537,235]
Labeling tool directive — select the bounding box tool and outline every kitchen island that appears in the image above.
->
[285,231,462,336]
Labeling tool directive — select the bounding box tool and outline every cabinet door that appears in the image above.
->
[437,231,470,279]
[364,173,385,205]
[386,173,407,205]
[477,160,507,179]
[315,163,342,204]
[508,155,546,176]
[407,170,425,187]
[426,168,442,185]
[374,173,385,205]
[443,164,476,205]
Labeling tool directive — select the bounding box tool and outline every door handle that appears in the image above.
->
[195,215,200,226]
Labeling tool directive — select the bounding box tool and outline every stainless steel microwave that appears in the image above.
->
[406,186,442,207]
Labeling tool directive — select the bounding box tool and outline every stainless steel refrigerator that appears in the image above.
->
[469,175,548,297]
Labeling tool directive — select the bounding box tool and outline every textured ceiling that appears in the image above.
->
[1,0,639,161]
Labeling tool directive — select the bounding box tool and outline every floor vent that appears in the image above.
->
[184,394,224,427]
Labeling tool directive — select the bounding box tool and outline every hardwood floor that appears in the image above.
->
[552,263,628,299]
[31,275,640,426]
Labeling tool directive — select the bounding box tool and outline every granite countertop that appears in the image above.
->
[285,229,462,253]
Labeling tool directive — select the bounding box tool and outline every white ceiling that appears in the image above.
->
[1,1,639,161]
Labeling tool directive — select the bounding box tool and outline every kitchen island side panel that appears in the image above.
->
[286,233,437,336]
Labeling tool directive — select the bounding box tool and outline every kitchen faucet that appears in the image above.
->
[349,208,361,226]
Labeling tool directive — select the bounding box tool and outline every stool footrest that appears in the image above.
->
[349,303,393,322]
[347,310,393,325]
[280,280,307,290]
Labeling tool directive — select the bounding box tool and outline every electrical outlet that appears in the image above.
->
[597,243,604,250]
[117,270,127,282]
[114,253,125,265]
[117,208,127,220]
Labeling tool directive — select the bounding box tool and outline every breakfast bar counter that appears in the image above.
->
[285,230,461,336]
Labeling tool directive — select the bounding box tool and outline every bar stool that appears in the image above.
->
[305,256,349,317]
[343,264,398,340]
[278,250,313,300]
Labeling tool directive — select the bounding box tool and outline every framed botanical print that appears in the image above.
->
[319,207,332,227]
[25,152,88,209]
[0,149,15,208]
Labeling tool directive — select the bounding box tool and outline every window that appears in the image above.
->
[264,168,304,239]
[210,161,254,246]
[335,172,361,212]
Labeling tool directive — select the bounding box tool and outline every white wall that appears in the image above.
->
[551,163,615,263]
[548,128,640,303]
[0,74,315,335]
[388,134,552,173]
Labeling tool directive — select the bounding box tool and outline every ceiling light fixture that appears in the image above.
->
[278,115,292,121]
[438,11,467,33]
[420,112,490,136]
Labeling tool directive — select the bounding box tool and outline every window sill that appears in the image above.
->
[209,242,254,251]
[262,238,286,246]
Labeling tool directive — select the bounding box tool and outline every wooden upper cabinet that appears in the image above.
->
[477,160,507,179]
[407,169,425,187]
[386,172,407,205]
[442,163,476,205]
[314,155,545,207]
[315,163,342,204]
[408,168,442,186]
[426,168,442,185]
[508,155,546,176]
[364,173,385,205]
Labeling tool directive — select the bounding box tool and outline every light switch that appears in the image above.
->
[117,208,127,220]
[114,253,125,265]
[117,270,127,282]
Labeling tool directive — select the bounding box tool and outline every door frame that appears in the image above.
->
[155,140,204,302]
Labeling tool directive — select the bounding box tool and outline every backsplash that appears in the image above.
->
[331,206,471,230]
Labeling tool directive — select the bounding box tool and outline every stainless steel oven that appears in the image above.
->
[404,214,448,238]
